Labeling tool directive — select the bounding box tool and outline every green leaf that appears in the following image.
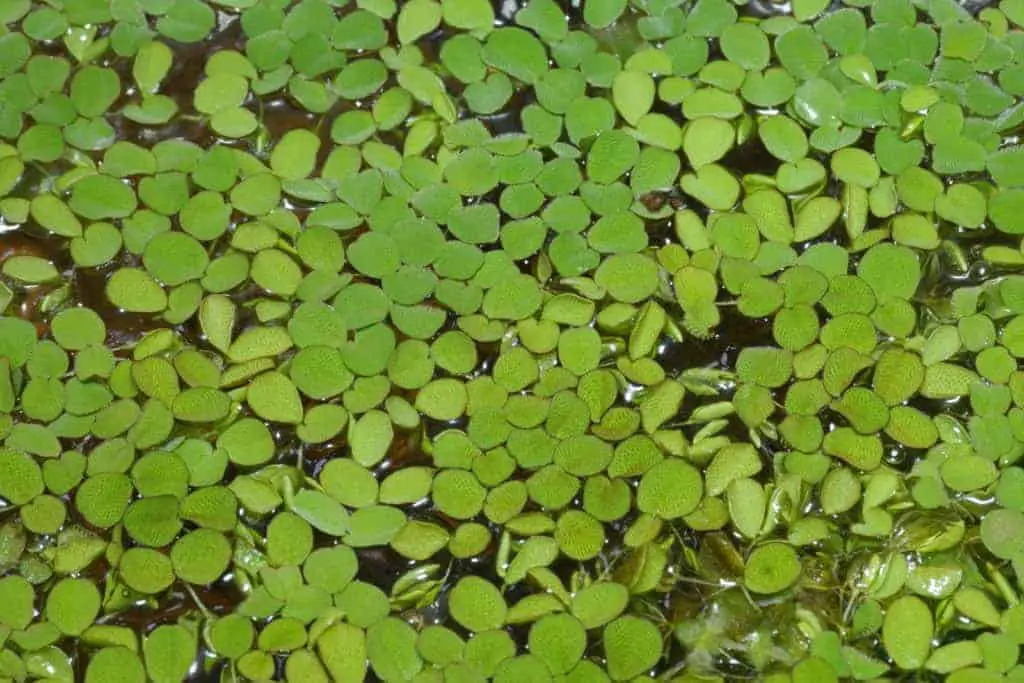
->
[85,648,145,683]
[157,0,216,42]
[448,576,507,632]
[721,22,770,70]
[760,115,809,163]
[70,66,120,118]
[611,70,654,126]
[883,596,933,670]
[587,129,639,184]
[69,174,138,219]
[744,542,802,593]
[45,578,100,635]
[857,243,920,301]
[0,448,44,505]
[367,618,423,681]
[2,255,60,283]
[397,0,441,43]
[133,41,173,94]
[683,117,734,168]
[194,73,249,115]
[291,489,351,536]
[637,458,703,519]
[106,268,167,313]
[441,0,494,32]
[247,371,304,424]
[144,625,195,683]
[483,27,548,85]
[171,529,231,584]
[603,616,661,680]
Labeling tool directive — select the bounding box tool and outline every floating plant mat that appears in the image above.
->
[4,0,1024,680]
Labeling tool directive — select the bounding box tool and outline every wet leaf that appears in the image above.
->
[46,578,100,635]
[448,576,507,632]
[744,542,802,593]
[883,596,933,669]
[603,616,661,681]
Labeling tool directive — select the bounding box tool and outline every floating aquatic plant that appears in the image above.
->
[2,0,1024,680]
